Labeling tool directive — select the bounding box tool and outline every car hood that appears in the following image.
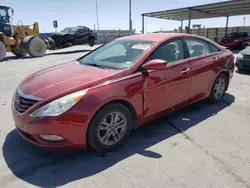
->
[20,61,122,100]
[51,32,69,36]
[221,37,236,43]
[240,46,250,55]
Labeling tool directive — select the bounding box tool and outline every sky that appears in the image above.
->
[2,0,250,33]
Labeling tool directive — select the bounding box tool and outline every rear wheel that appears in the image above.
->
[87,103,132,152]
[209,73,228,103]
[89,38,95,47]
[0,41,6,61]
[23,36,47,57]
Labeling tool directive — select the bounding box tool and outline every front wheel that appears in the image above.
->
[11,47,27,57]
[87,103,132,152]
[23,36,47,57]
[209,73,228,103]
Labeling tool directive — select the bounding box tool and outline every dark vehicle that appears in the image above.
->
[51,26,96,48]
[236,47,250,71]
[219,32,250,49]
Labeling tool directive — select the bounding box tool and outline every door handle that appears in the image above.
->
[181,68,190,74]
[213,57,219,62]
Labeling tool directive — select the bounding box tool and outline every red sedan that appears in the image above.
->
[12,33,235,152]
[219,32,250,49]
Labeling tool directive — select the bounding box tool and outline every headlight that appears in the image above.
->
[30,89,88,117]
[237,53,243,59]
[233,39,240,43]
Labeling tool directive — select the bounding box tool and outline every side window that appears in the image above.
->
[147,39,185,64]
[248,32,250,37]
[82,28,88,34]
[77,28,87,34]
[75,29,81,34]
[242,33,248,38]
[184,38,210,58]
[209,43,221,53]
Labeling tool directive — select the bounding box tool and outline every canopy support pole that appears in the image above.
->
[225,16,229,36]
[181,20,183,33]
[142,14,145,34]
[188,9,192,34]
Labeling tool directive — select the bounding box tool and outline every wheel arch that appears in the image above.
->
[88,99,138,133]
[218,70,230,91]
[209,70,230,93]
[85,99,138,149]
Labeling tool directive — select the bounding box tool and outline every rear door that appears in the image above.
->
[75,28,89,44]
[183,37,223,102]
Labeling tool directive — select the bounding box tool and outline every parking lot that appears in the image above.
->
[0,45,250,188]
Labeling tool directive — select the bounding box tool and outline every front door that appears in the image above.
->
[142,38,192,118]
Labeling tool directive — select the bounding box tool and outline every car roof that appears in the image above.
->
[118,33,203,42]
[63,26,89,30]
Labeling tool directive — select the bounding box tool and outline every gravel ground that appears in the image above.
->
[0,45,249,188]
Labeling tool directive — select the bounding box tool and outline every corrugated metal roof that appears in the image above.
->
[143,0,250,21]
[0,5,10,8]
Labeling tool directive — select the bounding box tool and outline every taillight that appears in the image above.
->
[229,54,235,63]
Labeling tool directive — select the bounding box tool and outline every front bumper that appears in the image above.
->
[12,98,92,150]
[236,58,250,70]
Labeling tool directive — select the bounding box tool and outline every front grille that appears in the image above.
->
[14,93,38,113]
[242,64,250,68]
[243,55,250,59]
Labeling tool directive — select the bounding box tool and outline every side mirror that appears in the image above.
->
[142,59,168,71]
[8,8,14,17]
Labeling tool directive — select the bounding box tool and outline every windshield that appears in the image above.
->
[61,27,76,34]
[0,7,9,23]
[79,40,154,69]
[226,33,243,38]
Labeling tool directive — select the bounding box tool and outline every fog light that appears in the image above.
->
[40,135,64,141]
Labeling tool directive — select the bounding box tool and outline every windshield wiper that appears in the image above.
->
[83,63,110,69]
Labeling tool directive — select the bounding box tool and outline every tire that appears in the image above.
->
[11,48,27,57]
[87,103,132,152]
[46,37,56,50]
[62,42,72,48]
[71,39,76,46]
[209,73,228,103]
[0,41,6,61]
[88,38,95,47]
[23,36,47,57]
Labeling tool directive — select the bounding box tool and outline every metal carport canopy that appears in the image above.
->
[142,0,250,34]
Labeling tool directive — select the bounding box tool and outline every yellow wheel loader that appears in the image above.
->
[0,5,54,61]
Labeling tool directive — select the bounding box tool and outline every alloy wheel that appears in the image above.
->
[214,77,226,100]
[97,112,127,146]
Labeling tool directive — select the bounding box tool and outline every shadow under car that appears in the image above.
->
[2,93,235,187]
